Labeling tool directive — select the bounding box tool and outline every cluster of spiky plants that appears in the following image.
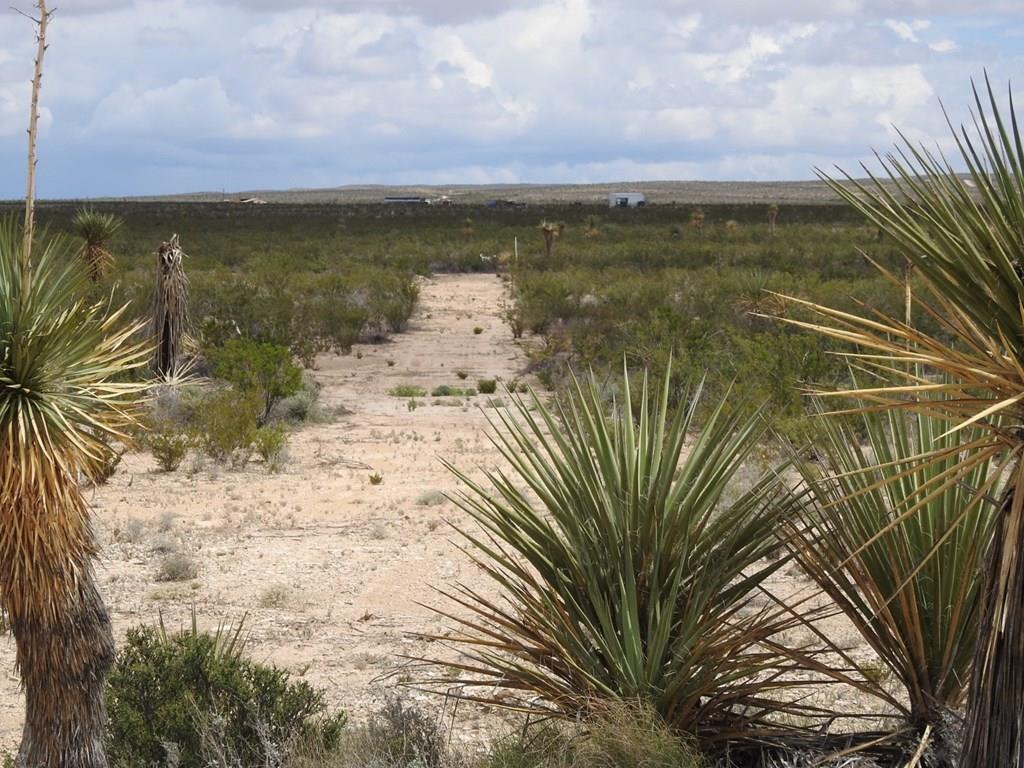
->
[71,208,122,282]
[773,77,1024,767]
[426,78,1024,766]
[782,401,1004,745]
[428,367,840,747]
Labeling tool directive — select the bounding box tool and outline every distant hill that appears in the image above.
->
[80,179,850,206]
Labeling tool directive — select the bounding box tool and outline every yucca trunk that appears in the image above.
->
[962,480,1024,767]
[0,456,116,768]
[10,566,114,768]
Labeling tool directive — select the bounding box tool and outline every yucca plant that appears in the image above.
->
[538,220,564,258]
[776,77,1024,766]
[0,217,148,764]
[71,207,122,282]
[152,233,191,376]
[429,366,829,747]
[783,402,1004,749]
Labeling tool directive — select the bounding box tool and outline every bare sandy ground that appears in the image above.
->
[0,273,530,751]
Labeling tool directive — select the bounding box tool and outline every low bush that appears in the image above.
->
[147,422,191,472]
[388,384,426,398]
[254,424,289,473]
[431,384,475,397]
[207,339,304,425]
[476,379,497,394]
[288,698,454,768]
[194,389,261,468]
[154,552,198,582]
[106,617,345,768]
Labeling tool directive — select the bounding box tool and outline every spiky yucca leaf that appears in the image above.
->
[0,217,149,622]
[71,208,122,282]
[784,403,1004,730]
[774,77,1024,767]
[428,367,833,745]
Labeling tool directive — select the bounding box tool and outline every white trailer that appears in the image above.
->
[609,192,646,208]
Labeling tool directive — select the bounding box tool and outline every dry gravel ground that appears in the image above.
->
[0,273,530,752]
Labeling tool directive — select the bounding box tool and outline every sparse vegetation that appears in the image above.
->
[389,384,427,398]
[476,378,497,394]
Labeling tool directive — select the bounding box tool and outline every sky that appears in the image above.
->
[0,0,1022,198]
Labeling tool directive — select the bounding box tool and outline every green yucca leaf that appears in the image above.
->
[783,401,1003,728]
[423,364,836,745]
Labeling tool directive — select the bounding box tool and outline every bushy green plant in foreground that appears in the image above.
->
[431,366,827,745]
[106,616,345,768]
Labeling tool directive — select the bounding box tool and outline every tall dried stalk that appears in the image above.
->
[21,0,50,268]
[152,234,191,377]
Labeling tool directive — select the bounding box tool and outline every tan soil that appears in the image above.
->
[0,273,529,752]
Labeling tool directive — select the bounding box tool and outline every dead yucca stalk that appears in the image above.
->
[152,233,191,377]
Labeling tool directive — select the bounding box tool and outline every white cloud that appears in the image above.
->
[0,0,1018,196]
[884,18,930,43]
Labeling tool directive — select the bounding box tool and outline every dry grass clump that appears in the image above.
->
[155,552,199,582]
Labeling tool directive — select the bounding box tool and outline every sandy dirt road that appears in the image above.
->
[0,273,531,751]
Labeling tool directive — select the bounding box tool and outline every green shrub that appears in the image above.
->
[207,339,303,424]
[476,379,497,395]
[431,384,475,397]
[194,389,260,468]
[388,384,426,398]
[106,618,344,768]
[147,422,191,472]
[254,424,288,473]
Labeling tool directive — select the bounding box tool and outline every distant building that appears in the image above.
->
[609,192,646,208]
[384,196,430,205]
[238,197,268,204]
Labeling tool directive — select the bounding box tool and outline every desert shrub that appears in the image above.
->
[147,422,191,472]
[431,384,475,397]
[289,698,452,768]
[476,379,497,394]
[106,619,345,768]
[207,338,303,424]
[388,384,426,397]
[254,424,288,473]
[434,367,821,746]
[478,705,702,768]
[416,490,447,507]
[270,375,323,424]
[194,389,261,468]
[154,552,198,582]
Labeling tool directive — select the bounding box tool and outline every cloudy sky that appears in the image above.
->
[0,0,1021,197]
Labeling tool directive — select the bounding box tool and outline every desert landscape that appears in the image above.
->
[1,1,1022,765]
[0,272,533,752]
